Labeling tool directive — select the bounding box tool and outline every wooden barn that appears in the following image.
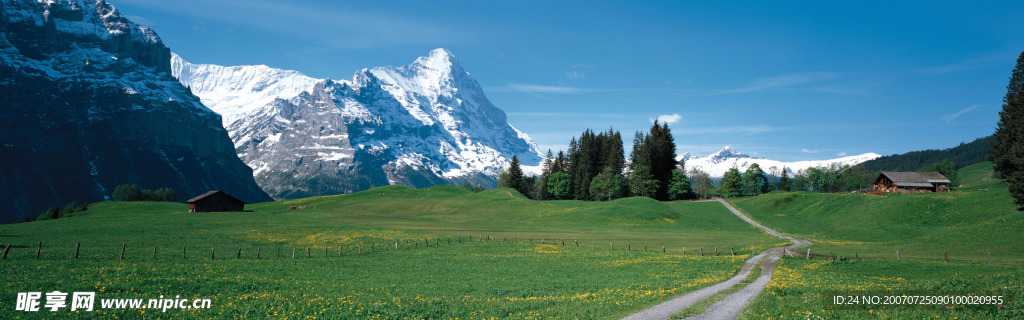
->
[873,172,951,193]
[187,190,245,212]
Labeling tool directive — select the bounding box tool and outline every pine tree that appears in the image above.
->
[504,155,525,195]
[629,165,658,198]
[779,167,791,191]
[991,51,1024,208]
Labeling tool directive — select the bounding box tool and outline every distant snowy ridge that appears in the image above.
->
[679,146,881,177]
[172,49,543,198]
[171,54,319,125]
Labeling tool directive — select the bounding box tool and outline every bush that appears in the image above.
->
[39,206,62,220]
[112,184,143,201]
[112,184,177,202]
[458,183,485,193]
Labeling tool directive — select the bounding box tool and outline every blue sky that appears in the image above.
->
[115,0,1023,161]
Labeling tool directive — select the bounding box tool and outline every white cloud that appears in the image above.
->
[566,70,586,80]
[942,105,980,122]
[837,151,847,156]
[801,148,819,154]
[711,72,838,95]
[650,113,682,125]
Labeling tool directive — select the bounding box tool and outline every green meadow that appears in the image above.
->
[730,162,1024,319]
[0,186,782,319]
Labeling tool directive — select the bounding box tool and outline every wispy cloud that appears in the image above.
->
[507,112,647,118]
[837,151,847,156]
[710,72,839,95]
[650,113,682,125]
[942,105,980,122]
[673,125,779,135]
[566,70,586,80]
[492,83,591,94]
[917,53,1016,75]
[116,0,471,48]
[801,148,819,154]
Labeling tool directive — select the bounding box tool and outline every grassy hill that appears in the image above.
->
[857,135,994,172]
[0,187,784,319]
[732,162,1024,319]
[730,162,1022,262]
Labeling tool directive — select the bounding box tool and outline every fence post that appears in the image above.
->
[715,247,718,256]
[36,242,42,259]
[292,248,296,259]
[575,240,579,248]
[897,251,901,260]
[183,245,186,259]
[237,248,242,259]
[120,243,126,260]
[700,248,703,256]
[610,242,614,250]
[662,245,665,253]
[211,247,215,260]
[628,243,631,251]
[257,248,261,259]
[436,239,439,246]
[644,245,647,252]
[855,251,859,259]
[562,239,565,246]
[683,247,686,255]
[830,250,834,260]
[459,236,462,243]
[807,249,810,260]
[153,246,157,259]
[75,242,80,259]
[372,243,375,252]
[325,246,328,256]
[2,244,9,260]
[277,248,281,259]
[358,245,361,254]
[944,251,948,263]
[394,242,398,250]
[306,247,310,257]
[731,247,735,256]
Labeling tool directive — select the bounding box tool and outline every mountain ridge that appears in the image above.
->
[680,146,881,177]
[0,0,271,222]
[173,48,543,199]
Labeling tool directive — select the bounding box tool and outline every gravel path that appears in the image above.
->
[619,199,810,320]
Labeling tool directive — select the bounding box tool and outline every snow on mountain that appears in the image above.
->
[171,54,319,125]
[172,48,543,199]
[680,146,881,177]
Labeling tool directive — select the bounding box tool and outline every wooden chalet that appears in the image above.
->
[187,190,245,212]
[873,172,951,193]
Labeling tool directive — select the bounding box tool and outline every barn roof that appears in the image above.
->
[876,172,950,188]
[187,190,245,204]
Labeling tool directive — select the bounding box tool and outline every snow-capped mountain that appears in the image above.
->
[170,53,319,126]
[0,0,271,222]
[679,146,881,177]
[173,49,543,199]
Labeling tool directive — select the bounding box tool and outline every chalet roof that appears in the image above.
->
[876,172,950,188]
[187,190,245,204]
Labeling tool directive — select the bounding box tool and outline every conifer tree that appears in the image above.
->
[991,51,1024,208]
[779,167,791,191]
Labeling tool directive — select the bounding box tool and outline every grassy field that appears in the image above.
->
[0,186,783,319]
[730,162,1024,319]
[729,162,1024,262]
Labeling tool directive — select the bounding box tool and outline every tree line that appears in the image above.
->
[498,124,969,200]
[500,122,698,201]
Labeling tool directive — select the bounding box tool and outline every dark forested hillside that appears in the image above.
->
[857,135,994,172]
